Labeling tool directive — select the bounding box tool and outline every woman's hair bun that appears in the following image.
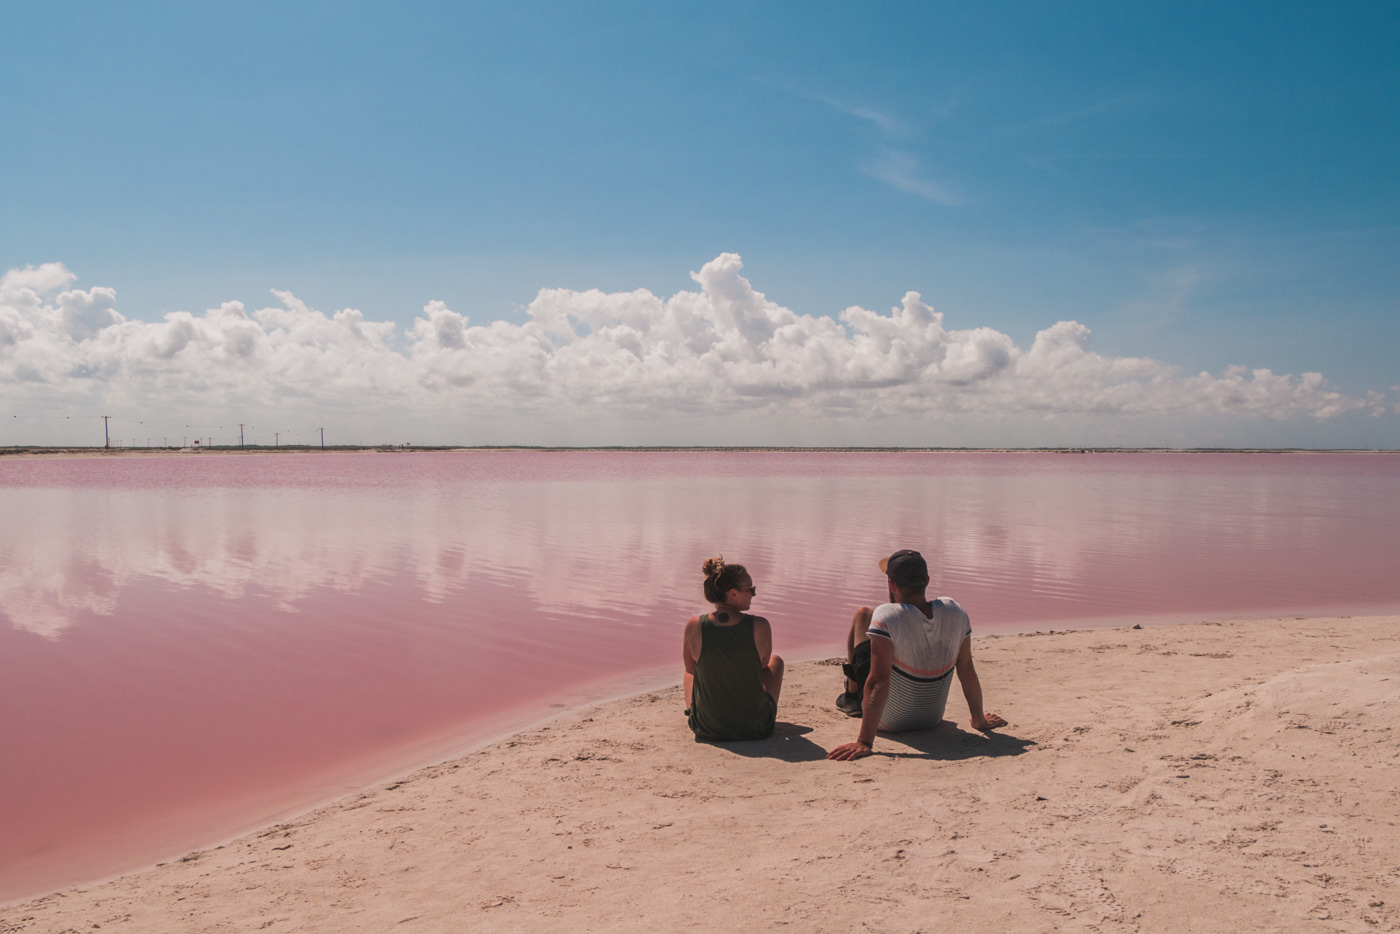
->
[700,556,748,604]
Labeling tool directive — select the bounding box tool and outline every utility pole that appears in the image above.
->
[274,431,279,448]
[319,427,325,449]
[239,423,245,448]
[102,415,110,449]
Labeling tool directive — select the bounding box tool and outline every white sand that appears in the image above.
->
[4,615,1397,932]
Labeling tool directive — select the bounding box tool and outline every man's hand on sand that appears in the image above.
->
[827,741,873,761]
[972,712,1007,731]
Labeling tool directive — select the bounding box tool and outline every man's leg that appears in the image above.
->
[838,607,873,714]
[845,606,873,694]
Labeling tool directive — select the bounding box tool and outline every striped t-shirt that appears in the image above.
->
[867,599,971,732]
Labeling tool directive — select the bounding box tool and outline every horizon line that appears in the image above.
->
[4,444,1398,456]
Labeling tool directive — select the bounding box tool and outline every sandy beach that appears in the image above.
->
[3,615,1397,932]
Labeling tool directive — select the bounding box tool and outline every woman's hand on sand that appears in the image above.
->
[826,741,873,761]
[971,712,1007,731]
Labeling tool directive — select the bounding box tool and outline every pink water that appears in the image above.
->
[2,450,1399,899]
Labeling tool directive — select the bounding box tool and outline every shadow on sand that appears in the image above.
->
[702,721,829,763]
[696,720,1034,763]
[876,721,1036,760]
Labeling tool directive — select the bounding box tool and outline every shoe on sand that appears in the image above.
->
[835,692,862,717]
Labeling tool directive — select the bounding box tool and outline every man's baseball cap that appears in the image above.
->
[879,549,928,586]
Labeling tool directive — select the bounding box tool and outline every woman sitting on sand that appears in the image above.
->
[683,556,784,741]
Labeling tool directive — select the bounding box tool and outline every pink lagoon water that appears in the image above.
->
[3,450,1399,899]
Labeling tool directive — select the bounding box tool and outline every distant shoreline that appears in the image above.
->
[3,444,1397,458]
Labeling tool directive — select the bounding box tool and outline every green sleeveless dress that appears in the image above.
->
[687,613,778,741]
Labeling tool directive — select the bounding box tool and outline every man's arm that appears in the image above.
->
[953,635,1006,731]
[828,634,893,760]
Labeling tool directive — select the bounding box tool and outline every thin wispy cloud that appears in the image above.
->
[809,94,910,137]
[778,84,968,205]
[1001,93,1156,135]
[860,148,965,206]
[1118,260,1213,333]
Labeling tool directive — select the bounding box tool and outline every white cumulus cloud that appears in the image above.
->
[0,255,1386,446]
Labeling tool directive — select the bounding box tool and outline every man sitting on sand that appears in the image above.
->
[828,549,1006,761]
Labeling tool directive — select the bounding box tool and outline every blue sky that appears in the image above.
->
[3,1,1398,447]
